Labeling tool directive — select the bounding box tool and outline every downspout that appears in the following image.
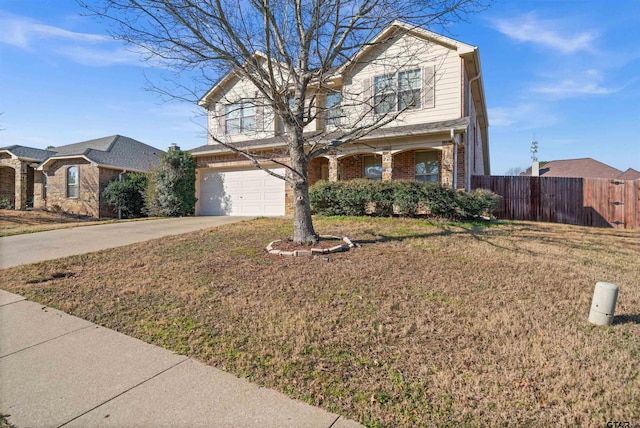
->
[450,128,459,190]
[464,71,481,192]
[117,170,127,220]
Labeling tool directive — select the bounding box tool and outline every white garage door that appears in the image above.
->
[199,168,285,216]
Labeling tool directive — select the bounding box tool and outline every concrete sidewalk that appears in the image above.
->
[0,289,361,427]
[0,216,254,269]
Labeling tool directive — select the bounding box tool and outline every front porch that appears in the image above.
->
[308,145,465,189]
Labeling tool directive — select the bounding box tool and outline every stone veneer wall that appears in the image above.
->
[44,159,100,217]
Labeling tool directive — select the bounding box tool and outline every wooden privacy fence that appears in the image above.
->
[471,175,640,229]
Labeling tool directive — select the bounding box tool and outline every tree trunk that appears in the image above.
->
[289,136,319,244]
[292,179,318,244]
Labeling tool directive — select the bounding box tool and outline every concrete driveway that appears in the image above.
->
[0,216,253,269]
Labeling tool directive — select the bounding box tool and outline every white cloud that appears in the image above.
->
[0,12,147,67]
[531,69,618,98]
[490,13,597,54]
[0,13,108,48]
[488,103,559,129]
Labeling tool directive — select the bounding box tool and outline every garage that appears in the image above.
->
[198,168,285,216]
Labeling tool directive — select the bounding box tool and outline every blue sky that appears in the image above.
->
[0,0,638,174]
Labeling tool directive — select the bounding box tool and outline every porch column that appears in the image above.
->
[15,162,27,210]
[382,151,392,181]
[328,155,338,182]
[441,143,454,187]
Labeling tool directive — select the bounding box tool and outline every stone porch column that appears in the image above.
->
[328,155,338,182]
[381,151,392,181]
[15,162,28,210]
[441,143,454,187]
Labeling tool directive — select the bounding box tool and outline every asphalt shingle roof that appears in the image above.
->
[0,145,56,162]
[190,118,470,155]
[617,168,640,180]
[538,158,622,179]
[46,135,164,172]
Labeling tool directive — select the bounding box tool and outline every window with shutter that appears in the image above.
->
[373,68,422,114]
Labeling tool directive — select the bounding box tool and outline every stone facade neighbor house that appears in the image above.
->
[1,135,162,217]
[0,146,55,209]
[190,21,490,216]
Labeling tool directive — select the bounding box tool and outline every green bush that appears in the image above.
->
[0,197,12,209]
[309,180,499,220]
[144,149,197,217]
[102,172,148,218]
[455,188,501,220]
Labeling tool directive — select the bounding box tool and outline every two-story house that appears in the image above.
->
[190,20,490,216]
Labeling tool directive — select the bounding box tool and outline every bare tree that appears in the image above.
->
[505,167,525,176]
[81,0,490,243]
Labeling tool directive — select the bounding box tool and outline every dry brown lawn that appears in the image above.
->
[2,217,639,427]
[0,209,100,237]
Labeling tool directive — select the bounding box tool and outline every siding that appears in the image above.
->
[343,32,462,128]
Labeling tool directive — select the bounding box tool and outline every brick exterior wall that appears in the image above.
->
[338,155,366,180]
[308,157,328,186]
[391,151,415,180]
[33,170,46,209]
[44,159,101,217]
[41,160,124,218]
[0,165,14,206]
[456,145,465,190]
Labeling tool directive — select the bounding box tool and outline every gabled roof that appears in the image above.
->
[538,158,622,179]
[39,135,163,172]
[618,168,640,180]
[0,145,56,162]
[337,20,475,75]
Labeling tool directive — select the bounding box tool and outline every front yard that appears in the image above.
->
[0,209,99,237]
[1,217,639,426]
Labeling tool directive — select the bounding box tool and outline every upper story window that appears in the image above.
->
[225,101,255,134]
[374,69,421,114]
[325,92,342,126]
[415,151,439,182]
[67,166,79,198]
[363,155,382,181]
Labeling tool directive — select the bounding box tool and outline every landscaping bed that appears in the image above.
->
[1,217,639,426]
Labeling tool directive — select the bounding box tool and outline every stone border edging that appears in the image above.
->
[266,235,356,257]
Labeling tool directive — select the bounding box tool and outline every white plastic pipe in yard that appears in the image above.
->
[588,282,619,326]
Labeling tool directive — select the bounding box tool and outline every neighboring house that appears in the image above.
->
[1,135,163,217]
[617,168,640,181]
[527,158,640,180]
[190,21,490,216]
[0,146,56,209]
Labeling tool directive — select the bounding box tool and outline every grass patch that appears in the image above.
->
[1,217,639,426]
[0,209,158,237]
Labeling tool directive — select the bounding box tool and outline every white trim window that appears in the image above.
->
[363,155,382,181]
[67,166,79,198]
[374,69,421,114]
[415,151,439,182]
[225,101,255,134]
[325,92,342,126]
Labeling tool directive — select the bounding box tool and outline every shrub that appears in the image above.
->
[455,188,501,220]
[144,149,197,217]
[102,172,148,218]
[309,180,499,220]
[0,197,12,209]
